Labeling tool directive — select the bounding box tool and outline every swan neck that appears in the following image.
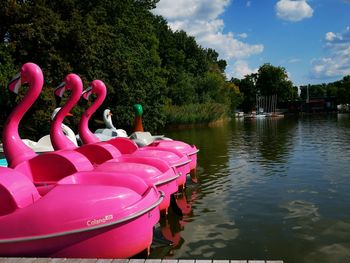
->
[134,116,144,132]
[104,114,115,129]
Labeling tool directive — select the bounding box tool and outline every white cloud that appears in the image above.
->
[288,58,301,63]
[325,32,336,41]
[228,60,258,79]
[275,0,313,22]
[154,0,230,21]
[311,27,350,78]
[238,33,248,39]
[154,0,264,77]
[246,1,252,7]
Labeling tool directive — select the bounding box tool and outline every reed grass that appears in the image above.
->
[164,103,228,125]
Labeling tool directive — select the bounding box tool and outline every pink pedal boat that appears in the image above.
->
[78,80,192,189]
[149,139,198,183]
[4,63,175,213]
[0,63,163,258]
[51,75,179,213]
[0,167,162,258]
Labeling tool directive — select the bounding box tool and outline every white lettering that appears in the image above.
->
[87,214,114,226]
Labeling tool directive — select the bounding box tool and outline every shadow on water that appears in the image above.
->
[150,183,198,258]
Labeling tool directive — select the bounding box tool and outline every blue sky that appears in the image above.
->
[153,0,350,86]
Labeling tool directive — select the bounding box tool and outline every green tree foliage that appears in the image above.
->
[225,82,243,115]
[154,16,232,107]
[235,64,298,112]
[232,74,257,113]
[299,76,350,105]
[337,76,350,104]
[0,43,17,128]
[0,0,168,137]
[256,63,295,102]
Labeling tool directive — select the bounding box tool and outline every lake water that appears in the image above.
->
[151,114,350,263]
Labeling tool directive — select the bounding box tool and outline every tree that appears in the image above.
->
[0,0,233,135]
[236,74,257,112]
[225,82,243,114]
[256,63,295,102]
[337,76,350,104]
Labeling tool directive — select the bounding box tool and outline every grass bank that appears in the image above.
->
[164,103,229,127]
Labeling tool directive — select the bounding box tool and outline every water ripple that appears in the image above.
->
[159,116,350,262]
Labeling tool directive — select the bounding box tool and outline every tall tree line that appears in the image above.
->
[300,76,350,104]
[0,0,238,140]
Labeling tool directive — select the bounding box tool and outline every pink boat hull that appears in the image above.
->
[151,140,199,171]
[95,159,178,211]
[107,138,191,188]
[0,211,158,258]
[0,168,162,258]
[75,142,180,212]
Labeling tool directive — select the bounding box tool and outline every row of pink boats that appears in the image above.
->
[0,62,199,258]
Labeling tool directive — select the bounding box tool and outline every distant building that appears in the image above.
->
[302,97,337,112]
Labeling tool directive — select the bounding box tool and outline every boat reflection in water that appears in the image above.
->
[150,186,197,258]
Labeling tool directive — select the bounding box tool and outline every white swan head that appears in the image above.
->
[94,109,127,138]
[103,109,115,129]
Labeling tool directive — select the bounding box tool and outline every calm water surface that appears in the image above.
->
[151,114,350,263]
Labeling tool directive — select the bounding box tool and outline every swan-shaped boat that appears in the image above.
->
[78,80,191,189]
[1,62,162,257]
[51,75,179,213]
[131,103,171,145]
[22,107,78,151]
[92,103,199,183]
[96,106,170,146]
[0,108,77,153]
[94,109,128,140]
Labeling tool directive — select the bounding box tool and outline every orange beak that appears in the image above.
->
[66,112,73,117]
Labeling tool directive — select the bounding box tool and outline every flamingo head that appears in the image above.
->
[82,85,92,100]
[8,62,43,94]
[54,73,83,98]
[82,79,106,101]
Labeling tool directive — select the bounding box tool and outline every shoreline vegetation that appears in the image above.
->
[165,118,229,130]
[164,103,228,126]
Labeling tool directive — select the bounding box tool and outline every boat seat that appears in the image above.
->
[130,132,155,147]
[75,142,122,165]
[108,137,139,154]
[0,167,40,216]
[14,151,94,183]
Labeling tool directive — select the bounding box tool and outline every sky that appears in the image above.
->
[153,0,350,86]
